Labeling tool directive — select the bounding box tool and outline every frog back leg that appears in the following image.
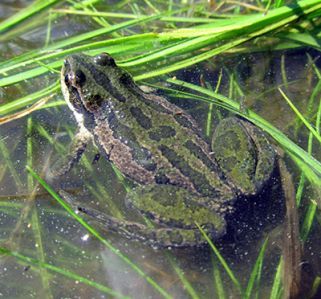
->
[60,186,227,247]
[211,117,276,196]
[125,184,228,246]
[76,205,224,247]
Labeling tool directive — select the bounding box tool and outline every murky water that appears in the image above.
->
[1,1,321,298]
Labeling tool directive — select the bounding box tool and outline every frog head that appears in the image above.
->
[61,53,134,117]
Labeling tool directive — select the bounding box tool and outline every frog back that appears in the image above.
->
[93,90,235,200]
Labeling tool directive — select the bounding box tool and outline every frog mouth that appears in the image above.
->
[61,59,82,110]
[68,84,84,112]
[62,72,85,113]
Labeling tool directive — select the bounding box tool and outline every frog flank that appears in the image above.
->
[59,52,276,247]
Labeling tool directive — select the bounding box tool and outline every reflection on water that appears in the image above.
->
[1,2,321,298]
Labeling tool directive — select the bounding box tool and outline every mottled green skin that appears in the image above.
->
[211,117,276,195]
[60,53,275,247]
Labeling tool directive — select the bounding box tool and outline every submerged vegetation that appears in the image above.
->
[1,0,321,298]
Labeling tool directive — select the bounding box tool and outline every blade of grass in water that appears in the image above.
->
[30,210,53,298]
[0,18,163,87]
[196,223,242,295]
[295,63,321,239]
[26,166,172,299]
[45,14,163,53]
[0,41,144,87]
[270,258,283,299]
[0,246,129,299]
[2,0,321,87]
[134,0,321,79]
[123,1,321,67]
[309,276,321,298]
[0,142,23,189]
[0,82,59,116]
[0,0,61,33]
[0,32,156,75]
[171,261,200,299]
[0,95,53,125]
[212,257,226,299]
[53,8,218,23]
[276,31,321,49]
[27,117,53,299]
[0,15,161,76]
[278,88,321,145]
[0,0,107,41]
[244,238,269,299]
[301,200,318,241]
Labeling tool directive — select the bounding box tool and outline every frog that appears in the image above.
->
[58,52,276,247]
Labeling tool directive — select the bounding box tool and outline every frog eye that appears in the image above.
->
[94,53,116,67]
[75,69,86,86]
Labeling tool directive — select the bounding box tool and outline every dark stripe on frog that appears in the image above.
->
[76,57,128,103]
[107,109,157,172]
[129,106,152,129]
[149,126,176,141]
[174,114,203,138]
[184,140,223,175]
[174,114,193,128]
[155,171,170,184]
[135,92,173,114]
[158,144,220,197]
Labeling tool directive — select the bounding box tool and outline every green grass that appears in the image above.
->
[1,0,321,298]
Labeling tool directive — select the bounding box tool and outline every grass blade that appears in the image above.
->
[212,257,226,299]
[196,223,242,295]
[171,262,200,299]
[278,88,321,145]
[0,0,62,33]
[0,246,129,298]
[270,258,283,299]
[244,238,269,299]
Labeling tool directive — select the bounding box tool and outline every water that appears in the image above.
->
[1,1,321,298]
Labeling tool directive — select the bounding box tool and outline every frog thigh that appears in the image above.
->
[127,184,227,233]
[211,117,275,195]
[80,204,222,247]
[91,209,224,247]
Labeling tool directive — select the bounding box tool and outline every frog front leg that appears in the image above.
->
[48,127,93,179]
